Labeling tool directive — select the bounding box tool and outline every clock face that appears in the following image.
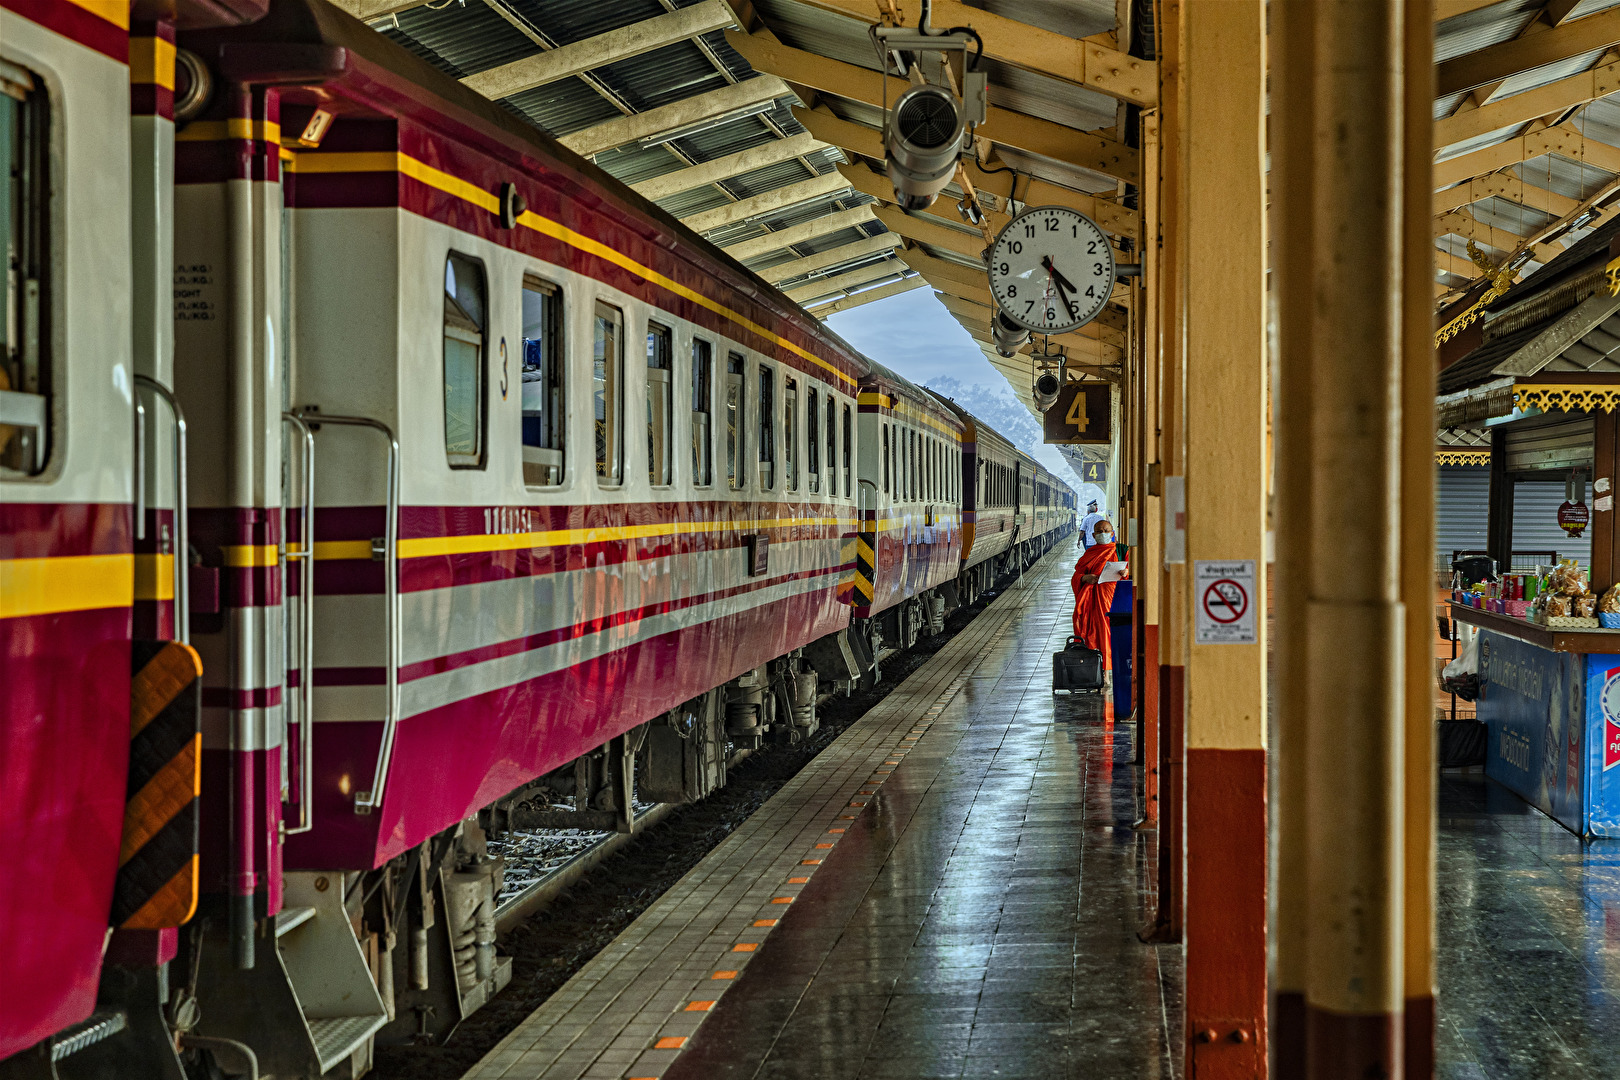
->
[987,206,1116,334]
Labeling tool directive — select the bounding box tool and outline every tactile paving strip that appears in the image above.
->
[461,551,1065,1080]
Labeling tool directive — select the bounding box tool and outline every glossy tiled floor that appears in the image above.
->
[462,541,1180,1080]
[1437,772,1620,1079]
[664,547,1181,1080]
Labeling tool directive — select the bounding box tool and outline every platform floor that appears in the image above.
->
[464,540,1180,1080]
[1436,773,1620,1079]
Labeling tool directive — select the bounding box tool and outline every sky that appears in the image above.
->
[824,287,1088,491]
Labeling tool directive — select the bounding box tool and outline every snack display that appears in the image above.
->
[1549,560,1589,597]
[1578,595,1598,619]
[1600,584,1620,615]
[1545,595,1571,618]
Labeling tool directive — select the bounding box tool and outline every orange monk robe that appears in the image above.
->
[1070,543,1123,670]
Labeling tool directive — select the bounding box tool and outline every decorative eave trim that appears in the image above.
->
[1513,383,1620,413]
[1436,376,1516,428]
[1436,449,1491,465]
[1484,265,1608,340]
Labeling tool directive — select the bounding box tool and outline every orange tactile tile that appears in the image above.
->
[712,971,737,980]
[815,842,834,848]
[829,828,845,833]
[754,918,778,926]
[685,1001,714,1012]
[733,943,758,952]
[789,876,809,883]
[771,897,793,904]
[654,1037,687,1050]
[801,859,822,865]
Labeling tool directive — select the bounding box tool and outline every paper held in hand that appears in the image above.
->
[1098,562,1128,583]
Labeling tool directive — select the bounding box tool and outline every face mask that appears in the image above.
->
[1097,533,1113,544]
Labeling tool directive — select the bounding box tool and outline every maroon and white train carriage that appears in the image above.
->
[1,0,1072,1072]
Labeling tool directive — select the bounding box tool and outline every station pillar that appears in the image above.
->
[1271,3,1435,1077]
[1177,0,1270,1075]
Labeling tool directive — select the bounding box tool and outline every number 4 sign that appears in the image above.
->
[1043,384,1112,445]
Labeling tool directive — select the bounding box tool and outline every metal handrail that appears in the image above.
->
[134,375,189,644]
[281,412,316,834]
[298,409,399,816]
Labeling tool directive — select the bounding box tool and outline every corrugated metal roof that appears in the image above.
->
[1489,47,1608,102]
[1511,149,1619,199]
[1434,0,1539,64]
[971,0,1114,40]
[504,77,622,137]
[595,143,685,186]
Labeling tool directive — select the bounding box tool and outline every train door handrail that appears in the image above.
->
[134,374,190,644]
[281,412,316,834]
[297,408,400,816]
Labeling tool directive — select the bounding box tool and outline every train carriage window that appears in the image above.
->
[726,353,746,489]
[784,377,798,492]
[806,387,819,493]
[827,396,838,497]
[843,404,851,496]
[882,424,890,495]
[646,321,673,486]
[593,302,624,484]
[1,64,49,477]
[443,253,487,469]
[757,364,775,490]
[692,339,713,486]
[520,276,564,486]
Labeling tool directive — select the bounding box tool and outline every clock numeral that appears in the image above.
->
[1008,240,1023,255]
[1006,284,1017,298]
[1024,223,1036,238]
[1046,308,1056,322]
[1086,241,1098,255]
[1025,300,1035,314]
[1045,217,1059,232]
[998,262,1010,275]
[1093,263,1105,276]
[1084,286,1096,299]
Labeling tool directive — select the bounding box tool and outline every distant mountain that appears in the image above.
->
[922,377,1086,492]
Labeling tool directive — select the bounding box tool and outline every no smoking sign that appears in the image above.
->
[1194,560,1257,645]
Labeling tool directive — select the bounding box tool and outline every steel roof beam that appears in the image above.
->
[1433,172,1579,217]
[719,203,877,262]
[785,258,909,303]
[1433,208,1565,262]
[1435,55,1620,149]
[680,172,852,233]
[920,274,1126,348]
[794,107,1137,240]
[726,30,1139,185]
[1437,8,1620,97]
[759,233,903,284]
[461,0,737,100]
[806,275,926,315]
[1431,122,1620,188]
[560,76,794,157]
[631,132,828,201]
[785,0,1157,107]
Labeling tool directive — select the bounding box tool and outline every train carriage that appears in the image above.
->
[1,0,1074,1072]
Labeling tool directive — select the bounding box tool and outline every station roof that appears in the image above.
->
[328,0,1136,441]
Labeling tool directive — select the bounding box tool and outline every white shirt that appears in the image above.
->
[1080,511,1106,547]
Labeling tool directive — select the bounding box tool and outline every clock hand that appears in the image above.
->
[1042,256,1078,321]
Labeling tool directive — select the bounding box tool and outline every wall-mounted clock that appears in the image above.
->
[987,206,1115,334]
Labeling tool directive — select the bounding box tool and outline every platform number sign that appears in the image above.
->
[1081,461,1107,484]
[1042,384,1111,445]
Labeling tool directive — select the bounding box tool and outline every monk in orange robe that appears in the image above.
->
[1071,519,1125,671]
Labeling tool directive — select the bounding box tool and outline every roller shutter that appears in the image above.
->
[1436,465,1489,567]
[1513,478,1591,568]
[1504,412,1594,473]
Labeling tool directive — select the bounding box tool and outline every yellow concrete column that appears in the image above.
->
[1179,0,1269,1073]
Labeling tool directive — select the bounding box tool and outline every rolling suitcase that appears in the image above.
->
[1053,636,1104,693]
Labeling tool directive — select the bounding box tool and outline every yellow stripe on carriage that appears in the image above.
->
[0,554,133,618]
[286,145,864,389]
[133,553,174,600]
[392,515,856,561]
[221,544,279,567]
[66,0,129,30]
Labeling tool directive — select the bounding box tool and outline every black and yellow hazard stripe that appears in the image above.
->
[111,641,202,930]
[851,525,877,609]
